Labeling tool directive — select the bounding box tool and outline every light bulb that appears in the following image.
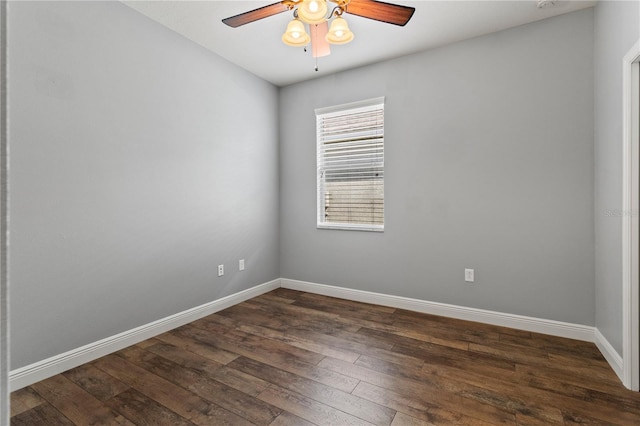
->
[326,16,353,45]
[282,19,310,46]
[298,0,328,24]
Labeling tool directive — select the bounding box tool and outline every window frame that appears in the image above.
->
[315,97,385,232]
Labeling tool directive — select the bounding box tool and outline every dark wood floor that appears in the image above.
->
[10,288,640,425]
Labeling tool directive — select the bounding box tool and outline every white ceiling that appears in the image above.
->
[122,0,596,87]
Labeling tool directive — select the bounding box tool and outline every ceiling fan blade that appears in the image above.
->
[310,22,331,58]
[345,0,415,26]
[222,2,290,28]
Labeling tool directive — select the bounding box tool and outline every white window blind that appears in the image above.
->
[316,97,384,231]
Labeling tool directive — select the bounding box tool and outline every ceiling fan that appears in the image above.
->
[222,0,415,65]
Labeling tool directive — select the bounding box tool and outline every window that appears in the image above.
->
[316,97,384,231]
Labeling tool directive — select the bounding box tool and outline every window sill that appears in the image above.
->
[317,223,384,232]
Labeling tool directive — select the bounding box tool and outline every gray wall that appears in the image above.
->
[594,0,640,355]
[8,0,624,375]
[280,9,595,325]
[8,1,280,369]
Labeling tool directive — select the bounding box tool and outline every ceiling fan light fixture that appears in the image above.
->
[282,18,310,46]
[222,0,415,70]
[298,0,329,24]
[326,16,354,44]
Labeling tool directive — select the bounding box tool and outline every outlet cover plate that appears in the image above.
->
[465,268,474,282]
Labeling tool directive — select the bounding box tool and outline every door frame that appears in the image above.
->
[622,38,640,391]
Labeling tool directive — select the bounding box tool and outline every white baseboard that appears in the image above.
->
[10,277,619,393]
[281,278,596,342]
[594,328,624,382]
[9,279,281,391]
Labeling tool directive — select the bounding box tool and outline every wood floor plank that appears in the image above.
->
[298,292,397,314]
[393,341,519,389]
[93,353,243,426]
[321,356,517,425]
[515,363,634,397]
[270,288,307,300]
[266,357,361,394]
[143,340,224,376]
[390,411,435,426]
[319,355,413,390]
[258,384,376,426]
[254,292,298,305]
[228,344,361,394]
[516,360,623,389]
[187,321,327,366]
[391,313,530,350]
[507,381,640,425]
[134,337,161,349]
[237,323,362,363]
[455,381,565,425]
[229,356,395,426]
[10,289,640,425]
[356,353,563,425]
[10,402,75,426]
[468,341,551,365]
[254,297,350,321]
[526,375,640,414]
[318,327,396,351]
[285,326,424,370]
[30,374,133,425]
[209,364,272,397]
[219,300,362,334]
[62,363,130,401]
[105,388,195,425]
[224,299,340,321]
[10,387,45,417]
[352,381,508,425]
[546,350,614,370]
[561,410,622,426]
[503,332,602,358]
[144,337,271,396]
[195,311,245,329]
[356,325,436,350]
[181,322,361,393]
[154,327,239,365]
[292,298,396,325]
[116,345,282,425]
[384,324,471,351]
[425,355,639,425]
[393,309,521,340]
[269,411,317,426]
[362,311,481,350]
[200,305,288,331]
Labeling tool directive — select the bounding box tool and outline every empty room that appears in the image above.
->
[2,0,640,424]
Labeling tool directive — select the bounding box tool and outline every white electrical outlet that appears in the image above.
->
[465,268,475,282]
[239,259,245,271]
[218,264,224,277]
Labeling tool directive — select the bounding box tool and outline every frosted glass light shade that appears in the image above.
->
[282,19,310,46]
[326,16,354,44]
[298,0,328,24]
